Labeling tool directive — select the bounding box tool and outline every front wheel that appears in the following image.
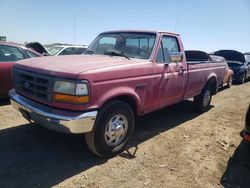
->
[85,100,135,158]
[239,73,246,84]
[194,85,212,112]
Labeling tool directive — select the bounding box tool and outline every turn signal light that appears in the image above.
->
[53,93,89,104]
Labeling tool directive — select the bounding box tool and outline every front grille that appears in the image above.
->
[13,68,53,102]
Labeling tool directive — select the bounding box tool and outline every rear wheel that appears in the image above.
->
[194,84,212,112]
[85,100,135,158]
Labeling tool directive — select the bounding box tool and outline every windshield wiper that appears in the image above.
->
[84,50,94,55]
[104,49,130,60]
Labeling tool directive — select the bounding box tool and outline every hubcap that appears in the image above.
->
[203,90,211,107]
[104,114,128,147]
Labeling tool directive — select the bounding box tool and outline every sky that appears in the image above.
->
[0,0,250,52]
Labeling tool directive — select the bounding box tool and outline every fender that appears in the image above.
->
[206,73,218,94]
[95,86,142,113]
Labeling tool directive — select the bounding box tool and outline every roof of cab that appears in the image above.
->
[100,30,180,36]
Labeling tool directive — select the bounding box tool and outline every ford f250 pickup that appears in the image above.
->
[9,30,226,158]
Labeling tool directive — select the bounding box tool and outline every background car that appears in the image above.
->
[214,50,250,84]
[245,52,250,64]
[25,42,50,56]
[210,55,234,88]
[243,104,250,143]
[0,42,42,98]
[46,45,88,55]
[26,42,88,56]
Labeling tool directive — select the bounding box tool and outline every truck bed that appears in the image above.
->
[184,60,226,100]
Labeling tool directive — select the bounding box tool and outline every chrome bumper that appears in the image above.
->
[9,89,97,134]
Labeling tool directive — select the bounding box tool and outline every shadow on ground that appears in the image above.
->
[221,141,250,188]
[0,98,10,106]
[0,100,207,188]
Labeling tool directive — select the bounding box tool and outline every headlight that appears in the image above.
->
[53,80,89,104]
[54,81,76,95]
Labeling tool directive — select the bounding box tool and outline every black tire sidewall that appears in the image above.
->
[93,101,134,158]
[201,86,211,110]
[194,85,212,112]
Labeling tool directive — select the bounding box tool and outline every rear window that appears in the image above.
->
[185,51,211,62]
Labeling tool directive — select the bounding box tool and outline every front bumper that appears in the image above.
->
[9,89,97,134]
[232,72,243,82]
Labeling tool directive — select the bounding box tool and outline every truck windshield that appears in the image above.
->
[86,32,156,59]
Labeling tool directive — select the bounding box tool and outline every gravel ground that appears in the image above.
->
[0,82,250,188]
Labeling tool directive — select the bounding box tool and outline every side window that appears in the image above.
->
[162,36,180,53]
[25,50,40,58]
[77,48,86,54]
[156,36,180,63]
[0,45,25,62]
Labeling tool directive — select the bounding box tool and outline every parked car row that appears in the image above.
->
[26,42,88,56]
[0,42,42,98]
[1,30,249,158]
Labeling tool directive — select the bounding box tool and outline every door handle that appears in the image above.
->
[178,66,186,74]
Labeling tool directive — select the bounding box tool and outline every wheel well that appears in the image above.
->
[207,77,217,95]
[103,95,138,115]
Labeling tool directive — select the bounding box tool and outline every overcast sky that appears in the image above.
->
[0,0,249,52]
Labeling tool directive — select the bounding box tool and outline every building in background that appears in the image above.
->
[0,36,7,42]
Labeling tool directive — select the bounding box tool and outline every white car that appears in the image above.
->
[46,45,88,56]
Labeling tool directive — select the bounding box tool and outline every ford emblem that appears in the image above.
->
[24,82,30,87]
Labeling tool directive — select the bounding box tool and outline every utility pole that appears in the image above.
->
[74,13,76,45]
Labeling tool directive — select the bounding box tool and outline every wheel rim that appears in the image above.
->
[104,114,128,147]
[203,90,211,107]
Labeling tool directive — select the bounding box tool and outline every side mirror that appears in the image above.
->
[170,52,183,63]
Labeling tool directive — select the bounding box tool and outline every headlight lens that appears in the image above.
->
[53,80,89,104]
[54,81,75,95]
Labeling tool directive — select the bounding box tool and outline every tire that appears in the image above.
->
[194,84,212,112]
[85,100,135,158]
[239,73,246,84]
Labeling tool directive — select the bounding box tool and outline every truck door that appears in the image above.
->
[153,35,188,108]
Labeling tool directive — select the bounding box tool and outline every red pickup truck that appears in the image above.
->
[9,30,226,158]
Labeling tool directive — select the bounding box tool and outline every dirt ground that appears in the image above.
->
[0,82,250,188]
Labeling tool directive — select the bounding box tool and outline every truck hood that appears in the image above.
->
[14,55,133,78]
